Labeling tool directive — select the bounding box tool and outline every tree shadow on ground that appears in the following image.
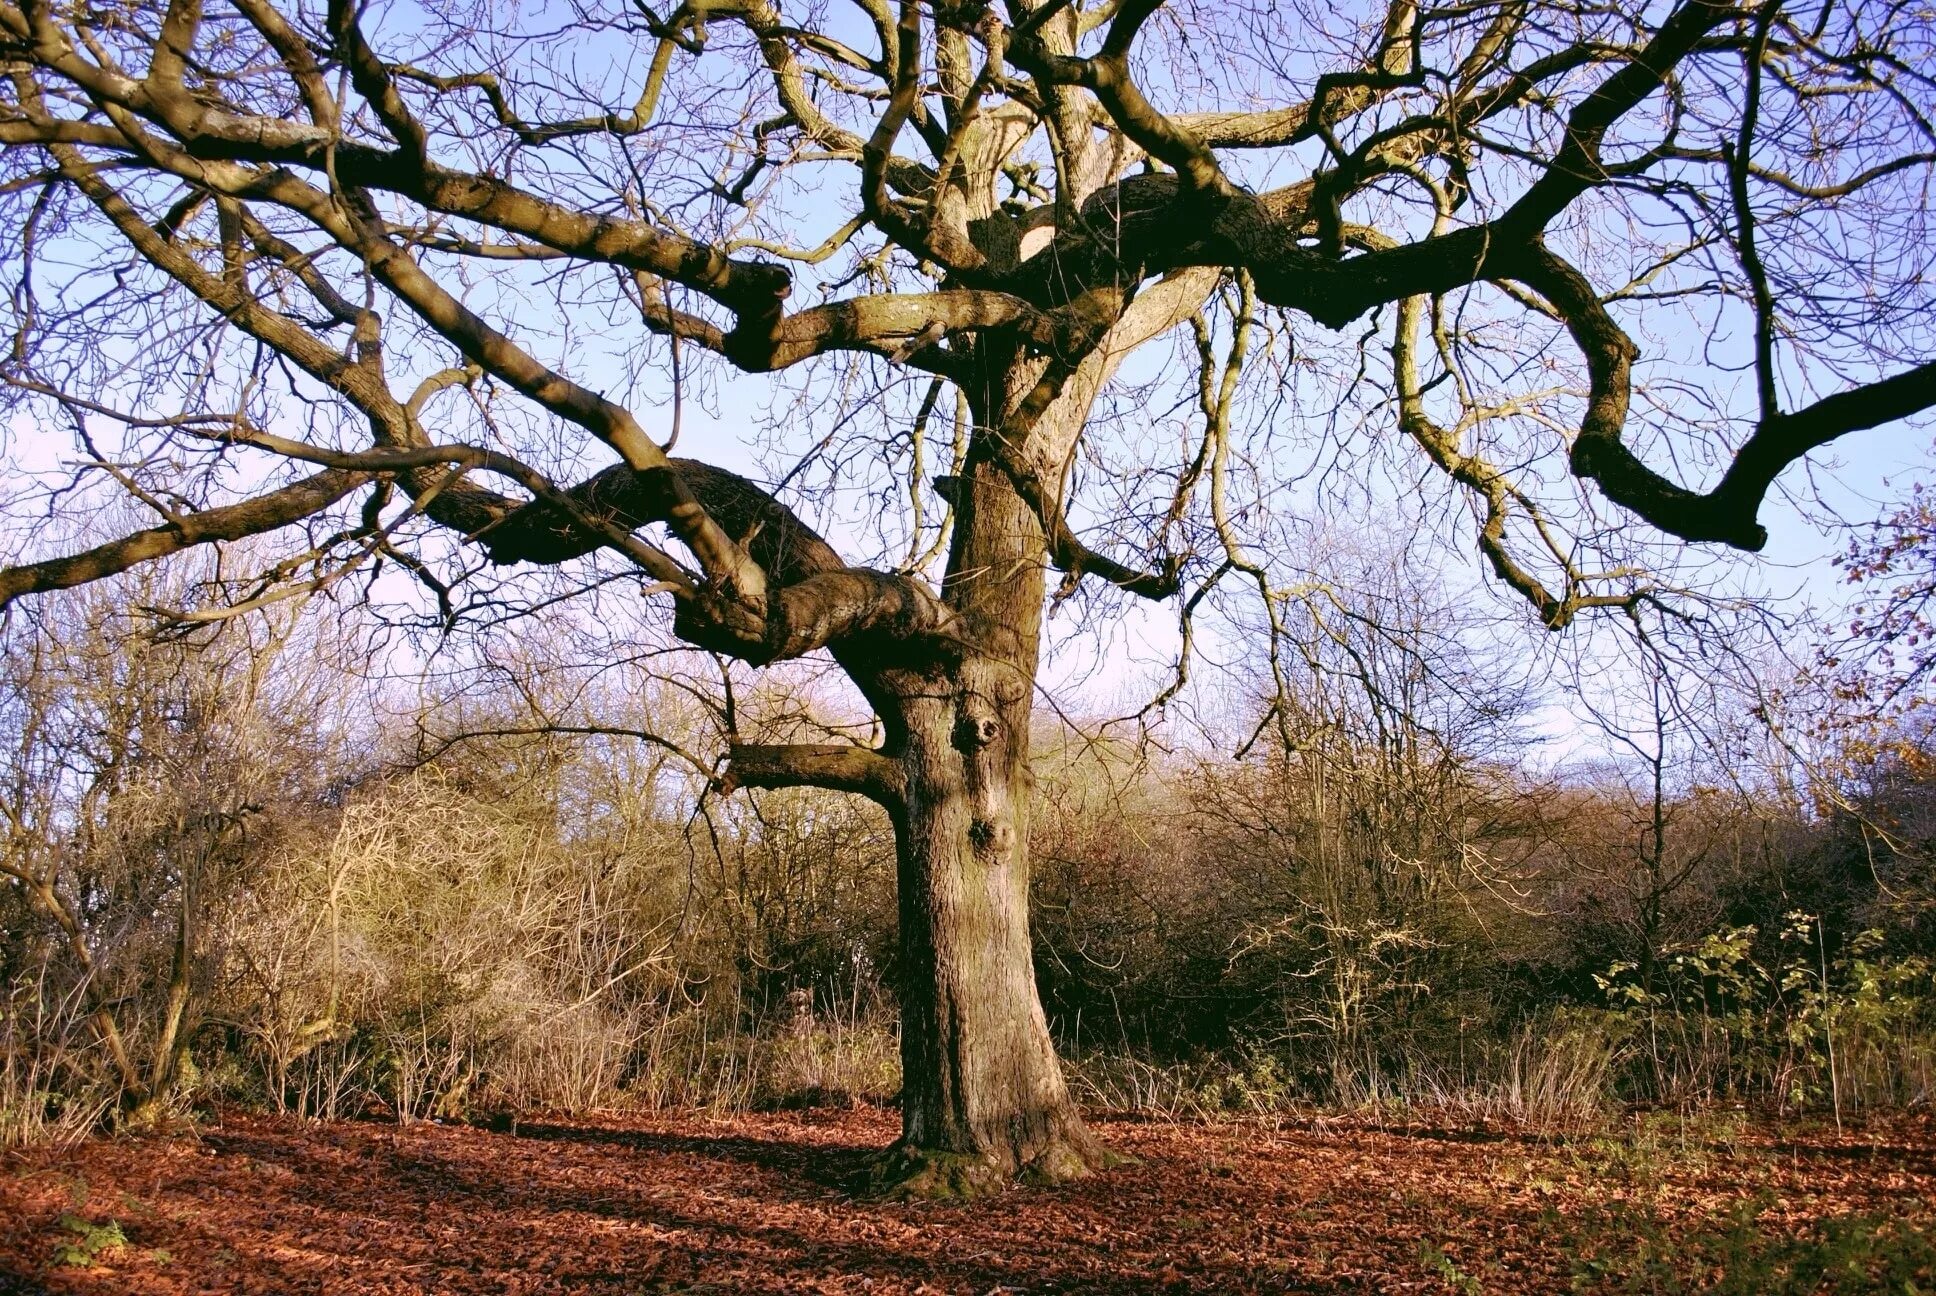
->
[12,1111,1929,1295]
[503,1118,889,1196]
[185,1116,1246,1294]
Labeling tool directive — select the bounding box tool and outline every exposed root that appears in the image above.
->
[868,1147,1012,1202]
[869,1130,1116,1201]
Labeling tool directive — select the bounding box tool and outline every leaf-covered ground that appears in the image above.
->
[2,1107,1932,1294]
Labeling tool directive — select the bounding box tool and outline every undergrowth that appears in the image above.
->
[1558,1195,1936,1294]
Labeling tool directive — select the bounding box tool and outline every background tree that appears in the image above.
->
[1832,485,1936,727]
[1,0,1933,1192]
[0,570,339,1124]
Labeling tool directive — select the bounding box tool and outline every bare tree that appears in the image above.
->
[1,0,1932,1191]
[0,573,329,1124]
[1832,486,1936,725]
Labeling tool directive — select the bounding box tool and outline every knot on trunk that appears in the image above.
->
[953,704,1002,752]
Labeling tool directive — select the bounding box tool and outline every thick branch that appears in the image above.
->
[482,458,845,576]
[679,569,962,665]
[719,741,905,807]
[1012,1,1739,326]
[36,96,771,604]
[1524,244,1936,551]
[1016,0,1237,201]
[0,468,368,610]
[488,458,963,664]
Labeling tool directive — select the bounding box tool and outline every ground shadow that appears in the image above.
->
[503,1117,890,1195]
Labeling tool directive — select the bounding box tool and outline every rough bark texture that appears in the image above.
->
[879,597,1103,1190]
[863,353,1111,1198]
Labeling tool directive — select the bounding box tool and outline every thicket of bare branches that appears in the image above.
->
[4,560,1931,1147]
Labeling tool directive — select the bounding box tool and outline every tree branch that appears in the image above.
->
[0,468,369,610]
[718,742,905,808]
[1524,242,1936,551]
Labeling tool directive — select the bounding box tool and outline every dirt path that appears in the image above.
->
[2,1109,1931,1293]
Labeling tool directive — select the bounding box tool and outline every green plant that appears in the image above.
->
[1593,916,1936,1113]
[1560,1194,1936,1294]
[51,1214,127,1269]
[1418,1240,1487,1294]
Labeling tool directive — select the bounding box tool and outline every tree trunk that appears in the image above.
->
[880,666,1106,1195]
[721,325,1187,1193]
[870,427,1108,1196]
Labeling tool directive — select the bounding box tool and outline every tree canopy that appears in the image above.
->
[2,0,1931,634]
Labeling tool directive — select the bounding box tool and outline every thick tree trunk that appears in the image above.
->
[879,663,1106,1196]
[723,324,1181,1194]
[869,396,1108,1196]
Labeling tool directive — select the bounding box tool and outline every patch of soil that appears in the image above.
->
[1,1108,1931,1293]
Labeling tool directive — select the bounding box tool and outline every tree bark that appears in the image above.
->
[865,362,1109,1195]
[880,664,1106,1195]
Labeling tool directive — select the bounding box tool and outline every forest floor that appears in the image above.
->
[1,1106,1933,1294]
